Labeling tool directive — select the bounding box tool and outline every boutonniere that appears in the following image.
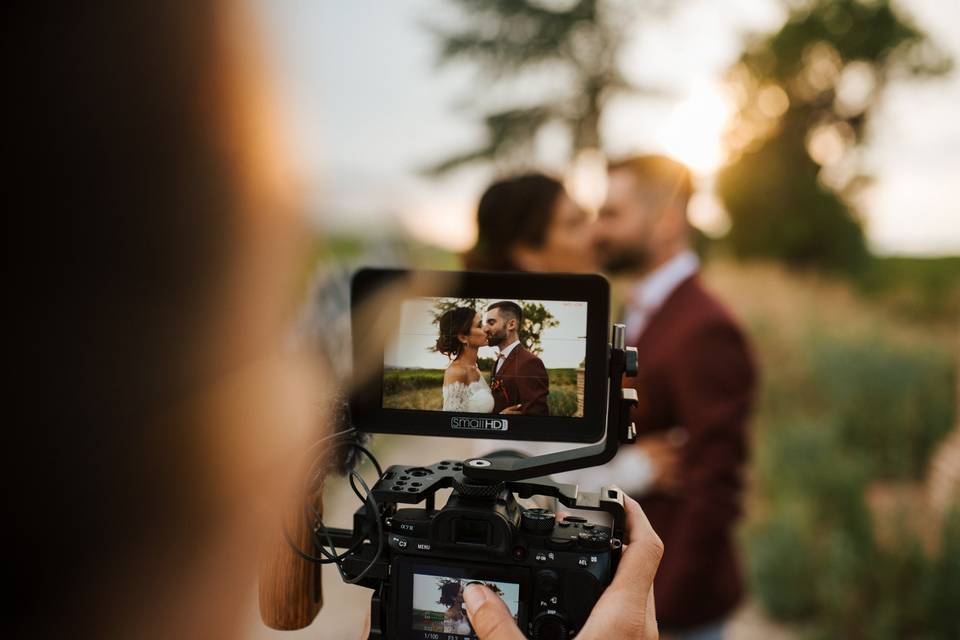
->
[490,377,510,402]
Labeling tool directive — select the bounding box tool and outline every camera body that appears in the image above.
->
[361,460,623,639]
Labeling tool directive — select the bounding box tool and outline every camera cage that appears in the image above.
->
[321,322,639,638]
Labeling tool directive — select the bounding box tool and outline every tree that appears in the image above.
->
[429,298,558,355]
[518,302,559,356]
[718,0,951,273]
[425,0,660,174]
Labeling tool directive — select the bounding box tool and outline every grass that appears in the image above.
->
[857,255,960,322]
[703,260,959,639]
[383,369,581,416]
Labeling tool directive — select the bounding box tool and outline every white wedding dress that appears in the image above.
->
[442,378,495,413]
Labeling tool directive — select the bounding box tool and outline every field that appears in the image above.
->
[383,367,581,416]
[702,260,959,639]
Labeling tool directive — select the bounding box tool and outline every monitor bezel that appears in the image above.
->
[349,268,609,443]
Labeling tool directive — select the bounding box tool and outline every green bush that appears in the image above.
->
[548,386,578,417]
[548,368,578,386]
[746,418,959,638]
[809,335,956,481]
[746,420,874,622]
[857,256,960,322]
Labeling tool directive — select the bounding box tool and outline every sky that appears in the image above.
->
[385,298,588,370]
[254,0,960,256]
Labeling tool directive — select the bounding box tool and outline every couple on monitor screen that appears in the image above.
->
[436,300,549,416]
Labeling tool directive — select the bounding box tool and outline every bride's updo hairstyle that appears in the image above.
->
[436,306,476,359]
[465,173,564,271]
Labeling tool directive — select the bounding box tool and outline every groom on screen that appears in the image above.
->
[484,301,550,416]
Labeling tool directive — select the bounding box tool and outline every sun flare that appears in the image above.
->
[660,82,735,175]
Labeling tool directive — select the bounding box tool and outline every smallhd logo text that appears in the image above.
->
[450,416,509,432]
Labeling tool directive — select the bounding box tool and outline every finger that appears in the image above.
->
[577,498,662,638]
[359,612,371,640]
[645,586,659,639]
[463,584,525,640]
[610,496,663,594]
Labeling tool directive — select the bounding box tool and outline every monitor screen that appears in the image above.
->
[384,297,588,418]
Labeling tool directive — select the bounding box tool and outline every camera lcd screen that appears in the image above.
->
[410,572,521,638]
[351,269,609,442]
[392,557,528,640]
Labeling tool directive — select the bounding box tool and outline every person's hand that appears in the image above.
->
[499,404,523,415]
[463,496,663,639]
[637,430,684,495]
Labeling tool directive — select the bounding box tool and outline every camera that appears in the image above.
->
[365,458,627,639]
[265,269,639,639]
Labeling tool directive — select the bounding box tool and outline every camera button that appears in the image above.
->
[577,531,610,549]
[547,535,576,550]
[536,570,559,592]
[561,515,587,523]
[532,612,569,640]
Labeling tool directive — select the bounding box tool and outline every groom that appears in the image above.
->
[484,301,550,415]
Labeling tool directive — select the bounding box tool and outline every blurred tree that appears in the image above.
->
[429,298,558,354]
[425,0,664,174]
[718,0,951,273]
[518,302,559,355]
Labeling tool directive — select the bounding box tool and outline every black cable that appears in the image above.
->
[326,469,384,584]
[350,443,383,477]
[282,441,386,578]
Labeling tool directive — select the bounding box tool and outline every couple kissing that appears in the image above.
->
[436,301,549,416]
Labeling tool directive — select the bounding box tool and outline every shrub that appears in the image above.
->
[548,368,577,386]
[809,335,956,480]
[548,387,578,417]
[746,415,959,638]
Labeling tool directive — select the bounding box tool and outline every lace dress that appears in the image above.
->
[442,378,495,413]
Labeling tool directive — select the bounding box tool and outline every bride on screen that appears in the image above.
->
[437,307,496,413]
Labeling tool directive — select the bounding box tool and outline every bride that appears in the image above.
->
[436,307,495,413]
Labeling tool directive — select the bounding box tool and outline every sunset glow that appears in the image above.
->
[659,82,735,175]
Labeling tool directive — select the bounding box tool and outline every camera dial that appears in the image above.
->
[521,508,556,533]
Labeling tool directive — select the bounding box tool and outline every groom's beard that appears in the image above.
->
[598,242,651,275]
[486,329,507,347]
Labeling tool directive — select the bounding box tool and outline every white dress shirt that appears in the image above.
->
[624,250,700,346]
[560,250,701,496]
[494,339,521,374]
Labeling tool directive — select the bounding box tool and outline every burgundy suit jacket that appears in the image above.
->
[629,274,756,630]
[490,344,550,415]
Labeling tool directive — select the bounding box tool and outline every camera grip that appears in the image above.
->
[258,492,323,630]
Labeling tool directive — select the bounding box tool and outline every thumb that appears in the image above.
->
[463,584,524,640]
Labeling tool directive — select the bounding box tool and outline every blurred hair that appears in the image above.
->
[436,307,477,359]
[464,173,565,271]
[607,154,694,211]
[487,300,523,328]
[438,581,463,607]
[10,2,282,636]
